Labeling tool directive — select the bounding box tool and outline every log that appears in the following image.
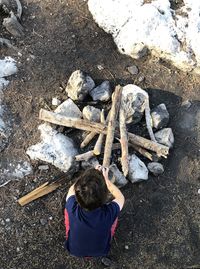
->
[18,177,65,206]
[103,85,122,167]
[93,109,105,155]
[39,109,107,134]
[39,109,169,157]
[80,132,97,148]
[119,104,129,176]
[75,150,94,162]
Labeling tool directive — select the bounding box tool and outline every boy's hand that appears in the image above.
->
[95,164,103,171]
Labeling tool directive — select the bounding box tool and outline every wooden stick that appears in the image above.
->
[145,100,156,142]
[39,109,169,157]
[93,109,105,155]
[131,144,153,161]
[39,109,107,134]
[18,178,64,206]
[80,132,97,148]
[119,105,129,176]
[75,151,94,161]
[103,85,122,167]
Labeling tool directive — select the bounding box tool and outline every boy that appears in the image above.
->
[64,165,125,258]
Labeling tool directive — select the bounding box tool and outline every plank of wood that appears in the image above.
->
[103,85,122,167]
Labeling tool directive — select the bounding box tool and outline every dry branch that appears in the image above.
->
[145,100,156,142]
[93,109,105,155]
[131,144,153,161]
[119,105,129,176]
[75,150,94,161]
[103,85,122,167]
[80,132,97,148]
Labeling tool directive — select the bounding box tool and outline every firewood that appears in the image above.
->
[119,104,129,176]
[80,132,97,148]
[39,109,169,157]
[131,144,153,161]
[18,177,66,206]
[93,109,105,155]
[145,99,156,142]
[103,85,122,167]
[75,150,94,161]
[39,108,107,134]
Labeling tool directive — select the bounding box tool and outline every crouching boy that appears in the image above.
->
[64,166,125,257]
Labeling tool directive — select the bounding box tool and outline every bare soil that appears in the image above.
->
[0,0,200,268]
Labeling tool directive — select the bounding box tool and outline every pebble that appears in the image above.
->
[52,97,61,106]
[127,65,139,75]
[125,245,129,250]
[147,162,164,176]
[16,247,20,252]
[181,100,191,109]
[38,165,49,171]
[5,218,10,223]
[40,218,47,225]
[97,64,104,70]
[138,74,145,82]
[198,189,200,194]
[49,216,53,220]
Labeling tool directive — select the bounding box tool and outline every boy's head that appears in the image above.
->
[74,168,108,211]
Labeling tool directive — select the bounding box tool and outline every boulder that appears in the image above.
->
[128,154,148,183]
[147,162,164,176]
[26,123,78,173]
[55,98,82,119]
[109,164,128,187]
[65,70,95,101]
[121,84,148,124]
[89,81,111,102]
[83,105,101,122]
[155,128,174,148]
[151,103,169,129]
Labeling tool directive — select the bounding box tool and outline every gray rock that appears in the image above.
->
[55,98,82,119]
[109,164,128,187]
[89,81,111,102]
[155,128,174,148]
[83,105,101,122]
[151,103,169,129]
[127,65,139,75]
[181,100,191,109]
[128,154,148,183]
[65,70,95,101]
[147,162,164,176]
[81,158,99,170]
[122,84,148,124]
[26,123,78,173]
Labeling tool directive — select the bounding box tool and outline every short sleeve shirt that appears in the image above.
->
[65,195,120,257]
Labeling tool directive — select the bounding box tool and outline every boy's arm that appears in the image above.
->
[66,184,75,201]
[102,167,125,210]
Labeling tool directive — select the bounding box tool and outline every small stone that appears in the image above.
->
[81,158,99,170]
[40,218,47,225]
[52,97,61,106]
[128,154,148,183]
[83,105,101,122]
[97,64,104,70]
[49,216,53,220]
[65,70,95,101]
[5,218,10,223]
[38,165,49,171]
[16,247,20,252]
[125,245,129,250]
[147,162,164,176]
[155,128,174,148]
[101,257,112,267]
[181,100,191,109]
[55,99,82,119]
[109,164,128,187]
[151,103,169,129]
[1,220,5,226]
[198,189,200,194]
[138,74,145,82]
[89,81,111,102]
[122,84,148,124]
[127,65,139,75]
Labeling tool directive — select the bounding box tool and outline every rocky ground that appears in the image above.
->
[0,0,200,268]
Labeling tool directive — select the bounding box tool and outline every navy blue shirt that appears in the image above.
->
[65,195,120,257]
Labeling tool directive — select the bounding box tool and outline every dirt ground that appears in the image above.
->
[0,0,200,268]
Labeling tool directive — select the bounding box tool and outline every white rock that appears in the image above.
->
[38,164,49,171]
[88,0,200,73]
[155,128,174,148]
[122,84,148,124]
[151,103,169,129]
[89,81,111,102]
[52,97,61,106]
[83,105,101,122]
[109,164,128,187]
[65,70,95,101]
[26,123,78,173]
[127,65,139,75]
[147,162,164,176]
[55,98,82,119]
[0,57,17,77]
[128,154,148,183]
